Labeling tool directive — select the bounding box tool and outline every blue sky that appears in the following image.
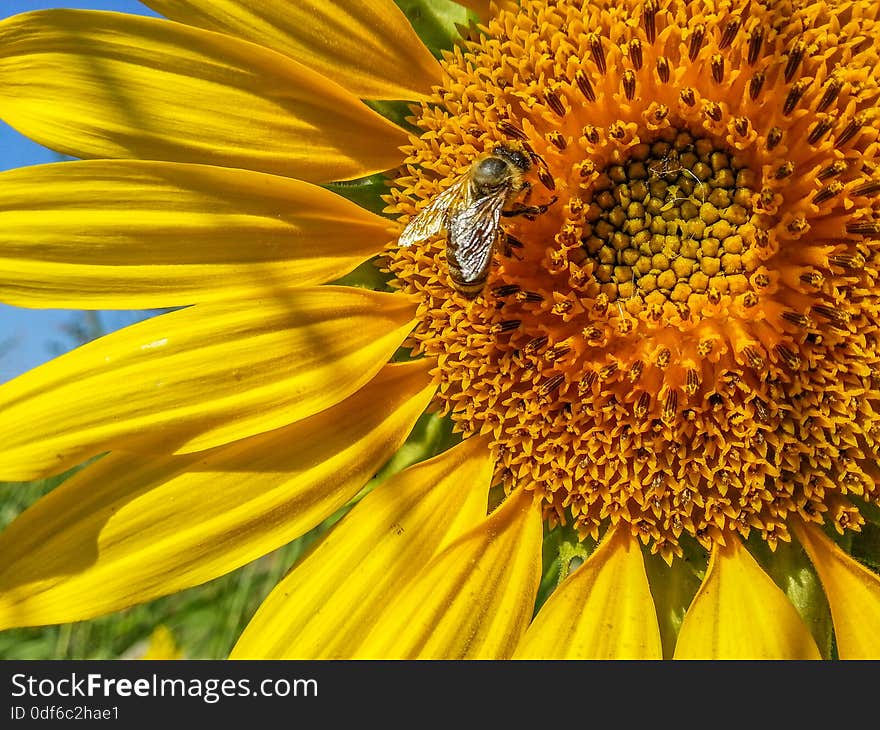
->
[0,1,160,383]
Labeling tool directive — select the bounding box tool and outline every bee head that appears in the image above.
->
[473,155,510,187]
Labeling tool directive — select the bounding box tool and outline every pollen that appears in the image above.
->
[386,0,880,562]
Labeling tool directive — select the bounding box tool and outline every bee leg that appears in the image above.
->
[501,195,559,219]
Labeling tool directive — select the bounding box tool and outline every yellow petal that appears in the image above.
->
[674,537,821,659]
[0,360,435,629]
[137,626,183,660]
[0,287,416,480]
[0,161,394,309]
[143,0,441,100]
[793,521,880,659]
[353,488,543,659]
[0,10,407,182]
[514,525,662,659]
[231,436,493,659]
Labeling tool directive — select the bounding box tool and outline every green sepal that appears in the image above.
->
[533,522,595,616]
[325,173,391,216]
[643,548,703,659]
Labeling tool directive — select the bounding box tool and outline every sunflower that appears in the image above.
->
[0,0,879,660]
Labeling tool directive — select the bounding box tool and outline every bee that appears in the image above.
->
[398,141,555,297]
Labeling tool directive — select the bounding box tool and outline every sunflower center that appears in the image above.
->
[585,132,756,312]
[387,0,880,562]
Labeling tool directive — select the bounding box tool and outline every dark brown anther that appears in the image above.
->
[775,161,795,179]
[719,19,740,49]
[609,121,626,139]
[817,160,847,180]
[704,101,722,122]
[599,362,619,379]
[766,126,783,150]
[749,71,765,101]
[812,304,849,329]
[688,24,705,62]
[629,360,644,383]
[680,88,696,106]
[782,310,809,328]
[651,104,669,123]
[643,0,658,43]
[812,181,843,205]
[538,169,556,191]
[548,131,567,150]
[753,398,770,423]
[656,56,670,83]
[807,115,835,145]
[784,39,807,83]
[734,116,750,136]
[828,252,863,270]
[545,88,566,116]
[845,220,880,238]
[743,346,765,369]
[662,390,678,423]
[799,270,823,287]
[685,369,700,394]
[582,125,600,143]
[492,319,522,333]
[783,79,810,116]
[656,347,671,369]
[525,335,549,353]
[551,300,573,315]
[711,54,724,83]
[635,391,651,418]
[575,69,596,101]
[786,215,808,234]
[539,374,565,397]
[517,290,545,303]
[817,75,842,112]
[852,180,880,196]
[548,345,571,360]
[498,119,529,141]
[775,344,801,370]
[623,69,636,100]
[747,27,764,65]
[589,33,606,73]
[835,114,866,149]
[583,325,603,341]
[505,234,525,252]
[578,371,597,394]
[629,38,644,70]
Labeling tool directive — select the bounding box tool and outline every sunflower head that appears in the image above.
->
[388,0,880,563]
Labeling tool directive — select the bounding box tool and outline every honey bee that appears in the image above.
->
[398,141,555,297]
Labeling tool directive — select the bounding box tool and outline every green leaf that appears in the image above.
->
[393,0,472,57]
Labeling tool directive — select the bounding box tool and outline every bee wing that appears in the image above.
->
[398,178,470,247]
[446,191,505,284]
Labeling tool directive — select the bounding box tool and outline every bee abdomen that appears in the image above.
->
[449,265,489,298]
